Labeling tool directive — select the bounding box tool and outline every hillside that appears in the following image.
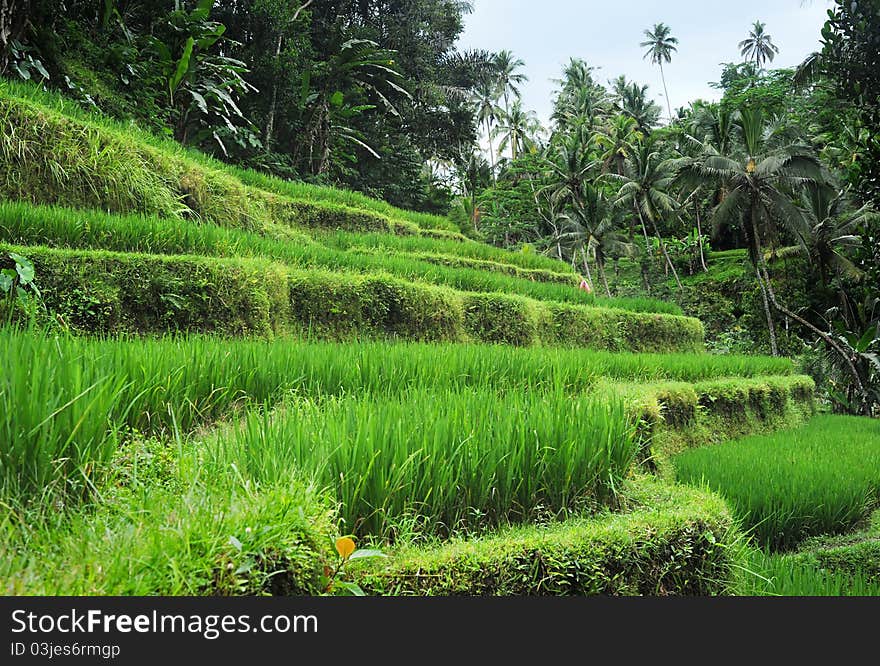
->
[2,80,876,598]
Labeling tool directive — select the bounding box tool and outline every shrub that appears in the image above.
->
[287,270,462,342]
[7,242,703,351]
[622,375,816,466]
[1,459,336,595]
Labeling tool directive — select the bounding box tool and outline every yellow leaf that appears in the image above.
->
[336,537,356,560]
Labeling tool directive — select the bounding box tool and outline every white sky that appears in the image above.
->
[457,0,832,125]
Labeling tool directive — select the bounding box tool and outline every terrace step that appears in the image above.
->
[2,243,705,353]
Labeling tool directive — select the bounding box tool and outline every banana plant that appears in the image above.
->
[146,0,257,153]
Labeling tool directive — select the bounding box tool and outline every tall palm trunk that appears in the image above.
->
[751,224,868,411]
[485,118,496,181]
[580,247,594,290]
[637,205,682,289]
[659,61,673,121]
[263,32,284,151]
[694,201,708,272]
[754,264,779,356]
[503,90,515,161]
[749,210,779,355]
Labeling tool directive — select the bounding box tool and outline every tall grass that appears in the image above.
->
[674,416,880,550]
[0,328,792,499]
[226,165,456,232]
[0,79,452,232]
[203,388,639,537]
[0,201,682,314]
[739,548,880,596]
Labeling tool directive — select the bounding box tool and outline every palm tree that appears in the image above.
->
[473,82,502,179]
[739,21,780,69]
[640,23,678,121]
[557,185,635,297]
[494,102,540,161]
[801,184,868,292]
[610,77,662,134]
[611,140,683,289]
[673,108,828,359]
[542,128,599,213]
[552,59,609,131]
[597,114,642,176]
[494,50,528,119]
[554,84,609,133]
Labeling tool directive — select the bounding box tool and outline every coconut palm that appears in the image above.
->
[542,128,600,213]
[552,59,609,131]
[473,82,503,178]
[800,184,870,292]
[610,77,662,134]
[494,101,541,161]
[557,185,635,297]
[494,50,528,117]
[597,114,642,176]
[673,108,825,357]
[739,21,780,69]
[611,140,683,289]
[640,23,678,120]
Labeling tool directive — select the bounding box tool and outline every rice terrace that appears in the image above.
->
[0,0,878,604]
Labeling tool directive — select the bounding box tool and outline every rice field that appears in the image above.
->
[673,416,880,550]
[0,328,792,499]
[1,78,872,598]
[0,201,682,315]
[202,388,639,537]
[740,549,880,596]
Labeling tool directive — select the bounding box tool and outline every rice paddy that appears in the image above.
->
[673,416,880,550]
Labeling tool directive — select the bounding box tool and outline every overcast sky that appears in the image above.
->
[457,0,831,125]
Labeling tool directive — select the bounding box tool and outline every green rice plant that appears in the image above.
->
[353,476,739,596]
[738,548,880,596]
[227,164,456,232]
[317,230,575,274]
[0,328,790,500]
[0,201,679,315]
[201,388,640,538]
[673,416,880,550]
[0,330,129,498]
[0,437,336,595]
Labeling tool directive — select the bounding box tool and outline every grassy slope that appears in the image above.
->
[0,79,836,597]
[0,79,456,233]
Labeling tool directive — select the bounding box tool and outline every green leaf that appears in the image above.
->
[191,0,215,20]
[169,37,195,95]
[190,90,208,114]
[228,535,242,552]
[854,325,879,353]
[32,58,50,80]
[197,24,225,50]
[333,581,366,596]
[299,70,312,107]
[10,253,34,285]
[0,270,14,293]
[329,91,345,108]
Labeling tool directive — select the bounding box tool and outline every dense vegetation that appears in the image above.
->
[1,1,877,599]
